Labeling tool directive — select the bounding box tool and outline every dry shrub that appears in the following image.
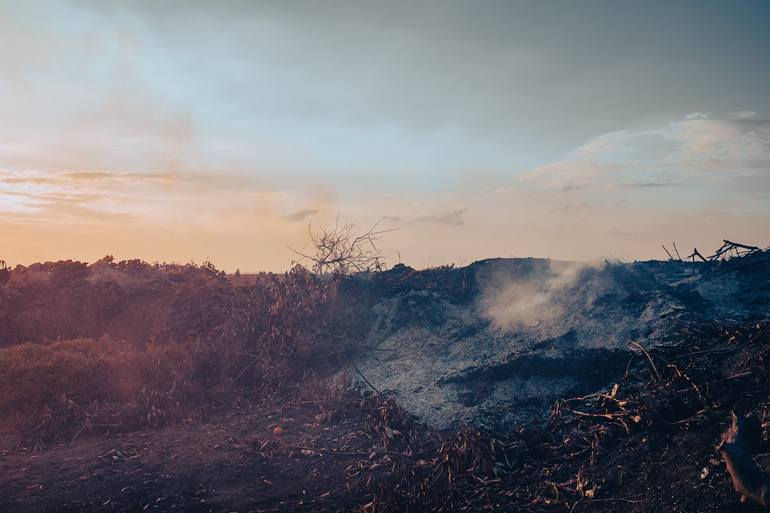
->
[0,338,202,445]
[0,258,232,347]
[289,217,391,275]
[220,265,367,393]
[0,260,368,446]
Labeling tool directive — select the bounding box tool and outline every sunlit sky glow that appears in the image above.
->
[2,0,769,271]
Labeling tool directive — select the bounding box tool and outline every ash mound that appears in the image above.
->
[348,255,770,428]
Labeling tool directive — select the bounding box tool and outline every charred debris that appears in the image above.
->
[1,244,770,512]
[662,239,766,263]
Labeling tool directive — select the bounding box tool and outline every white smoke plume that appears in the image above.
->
[479,261,600,330]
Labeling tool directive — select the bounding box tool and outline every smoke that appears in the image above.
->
[479,261,599,330]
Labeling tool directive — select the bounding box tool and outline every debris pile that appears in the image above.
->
[1,248,769,512]
[661,239,766,262]
[351,319,770,512]
[350,250,770,429]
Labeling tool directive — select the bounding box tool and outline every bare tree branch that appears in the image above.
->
[288,216,397,275]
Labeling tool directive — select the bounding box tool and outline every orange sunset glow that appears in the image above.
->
[2,2,770,513]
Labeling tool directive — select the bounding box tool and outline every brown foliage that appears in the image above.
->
[0,258,366,446]
[0,338,200,445]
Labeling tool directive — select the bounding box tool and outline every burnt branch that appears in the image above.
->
[289,216,397,275]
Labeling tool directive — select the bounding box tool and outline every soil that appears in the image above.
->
[4,317,770,513]
[3,253,770,512]
[0,400,378,513]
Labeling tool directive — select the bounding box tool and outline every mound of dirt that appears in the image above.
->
[347,254,770,428]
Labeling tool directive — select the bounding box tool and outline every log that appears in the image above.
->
[719,413,769,507]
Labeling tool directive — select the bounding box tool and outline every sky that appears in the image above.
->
[1,0,769,271]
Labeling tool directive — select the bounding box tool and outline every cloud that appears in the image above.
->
[283,208,319,223]
[731,111,757,120]
[549,202,589,214]
[574,139,616,157]
[0,165,331,271]
[607,182,682,190]
[0,188,135,223]
[0,167,293,228]
[519,161,617,192]
[37,200,137,223]
[517,115,770,196]
[0,170,177,187]
[413,208,467,226]
[62,171,176,183]
[0,190,100,205]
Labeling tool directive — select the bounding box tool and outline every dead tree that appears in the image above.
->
[289,216,395,275]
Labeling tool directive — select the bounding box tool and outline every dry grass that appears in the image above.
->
[0,260,367,447]
[0,338,203,444]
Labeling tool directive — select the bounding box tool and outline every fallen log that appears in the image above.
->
[719,413,769,507]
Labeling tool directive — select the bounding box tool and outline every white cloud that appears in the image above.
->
[518,115,770,194]
[283,208,319,223]
[730,111,757,120]
[519,161,616,191]
[413,208,468,226]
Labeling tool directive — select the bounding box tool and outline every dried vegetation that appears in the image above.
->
[0,258,367,447]
[2,251,770,512]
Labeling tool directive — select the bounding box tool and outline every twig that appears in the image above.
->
[672,241,682,261]
[70,423,87,445]
[629,342,661,382]
[232,357,259,384]
[726,370,753,380]
[345,355,383,396]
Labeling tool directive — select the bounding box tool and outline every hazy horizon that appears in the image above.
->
[2,1,770,271]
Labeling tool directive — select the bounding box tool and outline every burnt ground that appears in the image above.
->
[351,254,770,429]
[3,319,770,513]
[2,254,770,512]
[0,399,380,513]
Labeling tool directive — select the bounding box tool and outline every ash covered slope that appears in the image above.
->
[347,255,770,429]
